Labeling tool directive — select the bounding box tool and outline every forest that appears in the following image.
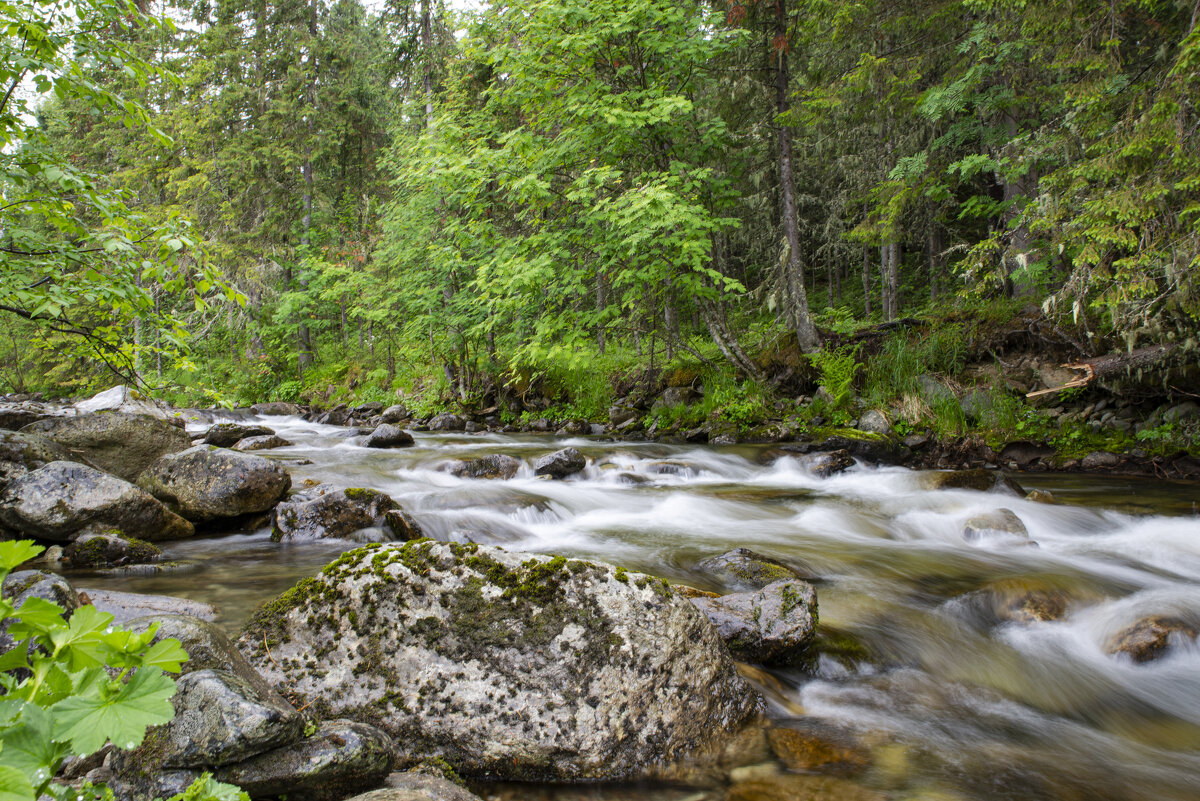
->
[2,0,1199,449]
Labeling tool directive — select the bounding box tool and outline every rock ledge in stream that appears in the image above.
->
[20,411,190,482]
[239,541,760,781]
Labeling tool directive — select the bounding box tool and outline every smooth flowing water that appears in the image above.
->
[70,416,1200,801]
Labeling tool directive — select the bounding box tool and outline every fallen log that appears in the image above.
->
[1027,343,1179,398]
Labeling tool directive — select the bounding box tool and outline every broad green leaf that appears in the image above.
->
[0,543,42,575]
[0,764,36,801]
[51,667,177,755]
[0,703,68,793]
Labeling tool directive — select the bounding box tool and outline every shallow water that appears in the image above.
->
[70,416,1200,801]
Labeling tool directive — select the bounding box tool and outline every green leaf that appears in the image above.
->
[0,703,68,794]
[0,543,42,576]
[6,598,66,641]
[0,765,36,801]
[50,667,177,755]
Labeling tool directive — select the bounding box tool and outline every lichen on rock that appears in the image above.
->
[238,540,760,781]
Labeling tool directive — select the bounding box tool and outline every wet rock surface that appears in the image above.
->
[1106,616,1199,663]
[233,434,294,451]
[448,454,521,480]
[113,668,303,771]
[124,614,275,692]
[272,486,413,542]
[363,424,415,449]
[809,449,855,478]
[428,413,466,431]
[690,579,818,666]
[533,447,586,479]
[0,429,83,488]
[215,719,394,801]
[698,548,808,591]
[0,461,194,542]
[962,508,1031,545]
[202,422,276,447]
[354,772,484,801]
[239,541,760,781]
[63,531,162,569]
[21,412,191,482]
[137,445,291,522]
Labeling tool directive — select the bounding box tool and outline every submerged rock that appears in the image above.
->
[533,447,587,479]
[962,509,1031,545]
[767,722,871,776]
[137,445,291,522]
[1106,616,1199,663]
[698,548,808,591]
[363,424,415,449]
[924,468,1024,494]
[63,530,162,569]
[233,434,293,451]
[447,454,521,480]
[809,449,855,478]
[272,487,419,542]
[690,579,818,666]
[216,720,394,801]
[21,412,191,482]
[239,541,760,781]
[202,422,275,448]
[0,461,194,542]
[958,578,1080,625]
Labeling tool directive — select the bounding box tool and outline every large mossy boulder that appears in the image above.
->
[20,412,190,482]
[137,445,291,523]
[0,461,194,542]
[63,530,162,569]
[697,548,807,592]
[238,541,760,781]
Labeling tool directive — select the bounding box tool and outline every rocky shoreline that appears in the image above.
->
[1,385,1196,801]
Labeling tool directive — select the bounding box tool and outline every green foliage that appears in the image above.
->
[809,346,861,410]
[0,540,186,800]
[864,325,968,405]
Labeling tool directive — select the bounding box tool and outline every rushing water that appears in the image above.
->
[70,415,1200,801]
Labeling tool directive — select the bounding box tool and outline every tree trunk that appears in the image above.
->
[296,0,318,375]
[774,0,820,352]
[928,227,941,301]
[861,244,872,317]
[421,0,433,127]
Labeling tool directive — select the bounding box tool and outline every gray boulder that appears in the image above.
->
[697,548,807,591]
[215,720,393,801]
[857,410,891,435]
[233,434,293,451]
[917,375,956,404]
[0,461,194,542]
[962,509,1031,545]
[690,579,818,666]
[363,424,415,449]
[0,429,80,488]
[124,615,275,692]
[202,423,275,448]
[63,530,162,569]
[428,414,466,432]
[74,385,175,420]
[533,447,586,479]
[381,404,409,424]
[448,454,521,480]
[0,400,68,431]
[0,570,79,654]
[137,445,291,522]
[239,541,760,781]
[21,412,191,482]
[110,668,302,775]
[272,487,418,542]
[82,589,219,624]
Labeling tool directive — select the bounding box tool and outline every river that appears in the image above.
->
[71,415,1200,801]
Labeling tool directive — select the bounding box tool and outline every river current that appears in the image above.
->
[71,415,1200,801]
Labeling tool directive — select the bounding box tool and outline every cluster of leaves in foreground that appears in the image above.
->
[0,541,245,801]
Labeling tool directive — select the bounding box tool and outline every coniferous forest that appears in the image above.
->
[3,0,1199,452]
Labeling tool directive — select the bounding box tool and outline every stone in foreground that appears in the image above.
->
[363,424,415,449]
[239,541,759,781]
[690,579,818,666]
[0,461,193,542]
[137,445,291,522]
[215,719,394,801]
